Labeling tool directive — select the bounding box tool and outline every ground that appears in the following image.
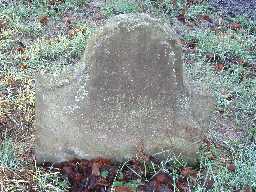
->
[0,0,255,191]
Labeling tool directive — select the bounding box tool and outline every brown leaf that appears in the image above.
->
[93,158,111,167]
[16,47,26,53]
[19,63,28,70]
[177,14,186,23]
[243,186,252,192]
[180,167,196,177]
[203,138,212,151]
[155,173,169,183]
[48,0,64,5]
[68,28,80,38]
[94,12,104,21]
[176,178,189,191]
[214,63,224,71]
[0,19,7,32]
[63,16,72,26]
[220,155,228,163]
[209,155,216,160]
[237,59,246,65]
[62,166,75,178]
[215,144,222,149]
[39,16,49,26]
[0,115,7,124]
[200,15,213,23]
[73,173,83,183]
[229,23,241,30]
[114,186,133,192]
[205,179,214,190]
[187,0,202,6]
[227,163,236,172]
[153,172,173,188]
[172,0,177,8]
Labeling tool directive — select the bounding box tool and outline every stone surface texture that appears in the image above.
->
[35,13,213,163]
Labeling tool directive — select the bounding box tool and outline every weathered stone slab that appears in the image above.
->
[35,13,213,163]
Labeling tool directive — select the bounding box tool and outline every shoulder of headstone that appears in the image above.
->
[34,64,84,90]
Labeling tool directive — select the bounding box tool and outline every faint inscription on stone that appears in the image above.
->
[35,13,213,163]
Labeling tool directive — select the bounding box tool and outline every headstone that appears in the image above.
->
[35,13,213,163]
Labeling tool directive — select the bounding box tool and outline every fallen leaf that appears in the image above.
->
[205,179,214,190]
[63,16,72,26]
[203,138,212,151]
[68,28,81,38]
[187,0,202,6]
[227,163,236,172]
[176,178,189,191]
[0,115,7,124]
[16,47,26,53]
[177,14,186,23]
[73,173,83,183]
[0,19,7,32]
[114,186,133,192]
[180,167,196,177]
[19,63,28,70]
[214,63,224,71]
[138,180,158,192]
[209,155,216,160]
[93,158,111,167]
[229,23,241,30]
[220,155,228,163]
[39,16,49,26]
[200,15,213,23]
[48,0,64,5]
[148,155,161,164]
[237,59,246,65]
[154,172,169,183]
[62,166,75,178]
[152,172,173,190]
[243,186,252,192]
[94,12,104,21]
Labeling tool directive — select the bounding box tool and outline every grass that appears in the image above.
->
[195,142,256,191]
[0,0,255,191]
[0,138,20,170]
[102,0,140,17]
[33,166,70,192]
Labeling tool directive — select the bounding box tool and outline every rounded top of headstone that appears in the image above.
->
[85,13,178,55]
[36,13,179,90]
[83,13,179,72]
[105,13,176,34]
